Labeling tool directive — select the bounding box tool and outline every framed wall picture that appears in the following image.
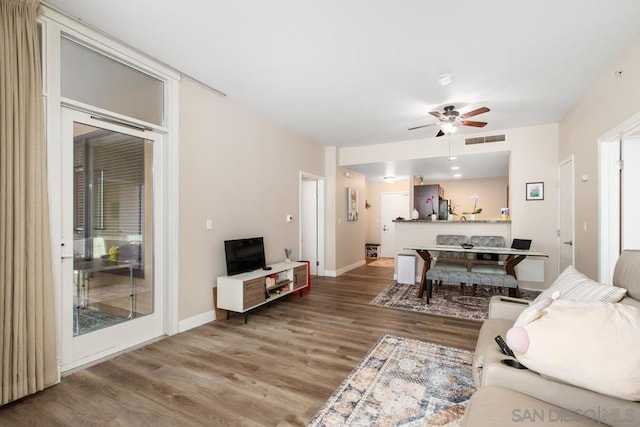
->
[526,182,544,201]
[347,187,359,221]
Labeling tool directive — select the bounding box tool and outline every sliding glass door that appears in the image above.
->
[60,109,164,371]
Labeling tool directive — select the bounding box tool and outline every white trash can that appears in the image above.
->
[396,254,416,285]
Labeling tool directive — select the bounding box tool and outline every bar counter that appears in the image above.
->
[393,219,511,224]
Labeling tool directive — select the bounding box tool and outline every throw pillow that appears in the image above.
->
[506,299,640,401]
[533,265,626,304]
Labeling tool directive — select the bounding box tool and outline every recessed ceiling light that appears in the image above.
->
[438,74,453,86]
[451,166,460,170]
[448,156,457,161]
[453,173,462,178]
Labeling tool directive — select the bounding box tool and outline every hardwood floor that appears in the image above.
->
[0,264,482,426]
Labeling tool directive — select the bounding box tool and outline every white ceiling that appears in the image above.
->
[46,0,640,179]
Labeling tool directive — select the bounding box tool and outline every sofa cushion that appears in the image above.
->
[534,265,626,304]
[507,299,640,401]
[480,362,640,427]
[463,386,603,427]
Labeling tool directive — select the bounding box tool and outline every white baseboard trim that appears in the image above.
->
[324,269,338,277]
[393,273,419,283]
[312,259,369,278]
[178,310,216,333]
[334,259,366,276]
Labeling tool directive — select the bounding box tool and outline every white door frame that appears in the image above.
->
[598,138,621,283]
[598,112,640,283]
[621,136,640,250]
[299,172,325,276]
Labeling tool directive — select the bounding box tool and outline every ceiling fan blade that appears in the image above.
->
[408,123,437,131]
[461,107,490,119]
[429,111,445,120]
[460,120,488,127]
[436,129,445,137]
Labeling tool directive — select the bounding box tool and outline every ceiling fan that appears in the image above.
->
[409,105,490,137]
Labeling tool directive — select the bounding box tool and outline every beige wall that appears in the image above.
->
[333,167,367,273]
[560,34,640,279]
[324,147,337,273]
[178,77,325,321]
[508,124,559,288]
[422,177,508,220]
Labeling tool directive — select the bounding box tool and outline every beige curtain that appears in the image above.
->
[0,0,58,404]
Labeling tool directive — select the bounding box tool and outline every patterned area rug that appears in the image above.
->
[74,307,127,336]
[370,282,505,321]
[309,334,474,426]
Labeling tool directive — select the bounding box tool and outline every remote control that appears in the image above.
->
[495,335,515,357]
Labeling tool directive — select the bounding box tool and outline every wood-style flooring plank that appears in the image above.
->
[0,265,481,426]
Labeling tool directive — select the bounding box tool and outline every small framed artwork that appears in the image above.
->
[347,187,359,221]
[526,182,544,201]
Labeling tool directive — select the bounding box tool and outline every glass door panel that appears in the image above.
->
[61,108,163,371]
[72,123,153,335]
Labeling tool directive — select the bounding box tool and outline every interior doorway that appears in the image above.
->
[621,136,640,249]
[300,173,325,276]
[599,114,640,283]
[558,156,575,273]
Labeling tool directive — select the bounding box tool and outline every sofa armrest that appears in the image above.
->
[472,318,513,386]
[488,295,530,320]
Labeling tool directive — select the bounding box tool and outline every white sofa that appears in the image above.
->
[464,250,640,426]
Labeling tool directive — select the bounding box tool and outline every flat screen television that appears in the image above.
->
[224,237,266,275]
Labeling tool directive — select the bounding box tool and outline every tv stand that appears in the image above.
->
[216,261,308,323]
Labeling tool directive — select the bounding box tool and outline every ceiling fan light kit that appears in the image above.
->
[409,105,490,137]
[441,122,457,135]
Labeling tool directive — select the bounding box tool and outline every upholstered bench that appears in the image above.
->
[425,269,517,302]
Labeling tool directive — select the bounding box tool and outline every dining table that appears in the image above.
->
[73,258,135,317]
[403,244,549,299]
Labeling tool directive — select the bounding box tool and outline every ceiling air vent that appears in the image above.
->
[465,134,506,145]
